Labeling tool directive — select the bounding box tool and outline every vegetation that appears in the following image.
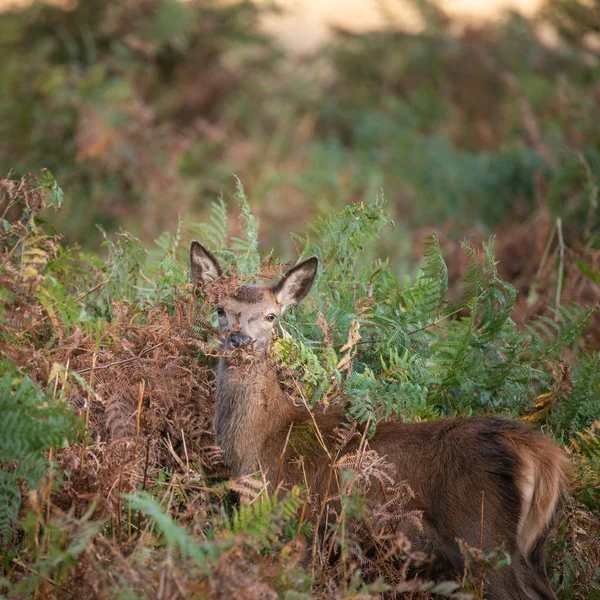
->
[0,172,598,598]
[1,0,599,597]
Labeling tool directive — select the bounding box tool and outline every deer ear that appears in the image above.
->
[190,241,222,285]
[272,257,318,307]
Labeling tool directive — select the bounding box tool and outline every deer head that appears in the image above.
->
[190,241,318,357]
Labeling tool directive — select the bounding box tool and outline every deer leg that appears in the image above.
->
[483,553,535,600]
[484,572,533,600]
[523,562,558,600]
[523,531,558,600]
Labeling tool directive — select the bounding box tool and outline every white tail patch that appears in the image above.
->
[517,452,537,554]
[517,445,569,556]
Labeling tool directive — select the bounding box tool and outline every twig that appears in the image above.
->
[163,433,185,470]
[556,218,565,311]
[137,438,151,538]
[296,501,307,539]
[128,499,132,541]
[408,305,465,336]
[116,442,128,546]
[274,423,294,490]
[579,152,599,245]
[43,448,54,558]
[535,222,556,282]
[181,428,190,480]
[311,461,336,574]
[73,278,110,302]
[293,379,332,461]
[79,353,96,478]
[76,339,173,374]
[282,304,464,352]
[135,380,145,445]
[355,414,372,471]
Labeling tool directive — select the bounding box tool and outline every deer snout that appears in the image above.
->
[230,333,252,348]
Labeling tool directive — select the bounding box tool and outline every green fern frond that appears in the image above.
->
[125,493,208,563]
[99,229,147,310]
[188,196,229,253]
[477,280,517,343]
[297,192,391,275]
[231,176,260,277]
[272,331,330,399]
[550,353,600,437]
[460,238,498,304]
[412,232,448,322]
[224,487,303,548]
[36,287,64,338]
[0,365,81,542]
[375,316,411,354]
[527,303,593,361]
[344,367,428,424]
[570,422,600,510]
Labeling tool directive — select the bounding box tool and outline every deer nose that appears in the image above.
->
[230,334,252,348]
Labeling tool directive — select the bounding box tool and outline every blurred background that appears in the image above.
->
[0,0,599,273]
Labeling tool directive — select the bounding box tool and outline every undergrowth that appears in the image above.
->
[0,173,599,598]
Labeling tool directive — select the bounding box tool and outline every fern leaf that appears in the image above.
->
[231,176,260,277]
[224,488,303,548]
[413,232,448,322]
[0,366,81,542]
[527,303,592,361]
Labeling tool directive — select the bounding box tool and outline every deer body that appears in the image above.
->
[191,242,570,600]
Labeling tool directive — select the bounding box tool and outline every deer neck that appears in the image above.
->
[214,357,293,476]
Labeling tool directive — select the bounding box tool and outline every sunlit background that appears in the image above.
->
[262,0,542,52]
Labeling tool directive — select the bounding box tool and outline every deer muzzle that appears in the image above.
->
[230,333,252,348]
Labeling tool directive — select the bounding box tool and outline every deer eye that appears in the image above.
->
[266,313,277,322]
[216,307,225,317]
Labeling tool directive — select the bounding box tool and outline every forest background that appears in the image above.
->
[0,0,599,598]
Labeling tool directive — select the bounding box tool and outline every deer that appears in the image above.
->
[190,240,570,600]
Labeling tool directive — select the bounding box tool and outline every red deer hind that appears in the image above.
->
[190,241,570,600]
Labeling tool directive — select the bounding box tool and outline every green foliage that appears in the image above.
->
[549,353,600,438]
[526,304,593,363]
[142,217,189,304]
[231,176,261,277]
[413,232,448,323]
[188,197,229,255]
[5,509,101,597]
[423,239,523,410]
[298,193,391,276]
[1,173,599,595]
[99,230,147,309]
[282,211,593,421]
[273,330,331,402]
[0,364,81,543]
[570,422,600,510]
[345,369,429,424]
[224,487,303,548]
[35,170,64,210]
[124,487,303,569]
[125,493,215,565]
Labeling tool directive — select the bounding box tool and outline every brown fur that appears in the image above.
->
[215,358,570,600]
[231,285,275,304]
[191,242,571,600]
